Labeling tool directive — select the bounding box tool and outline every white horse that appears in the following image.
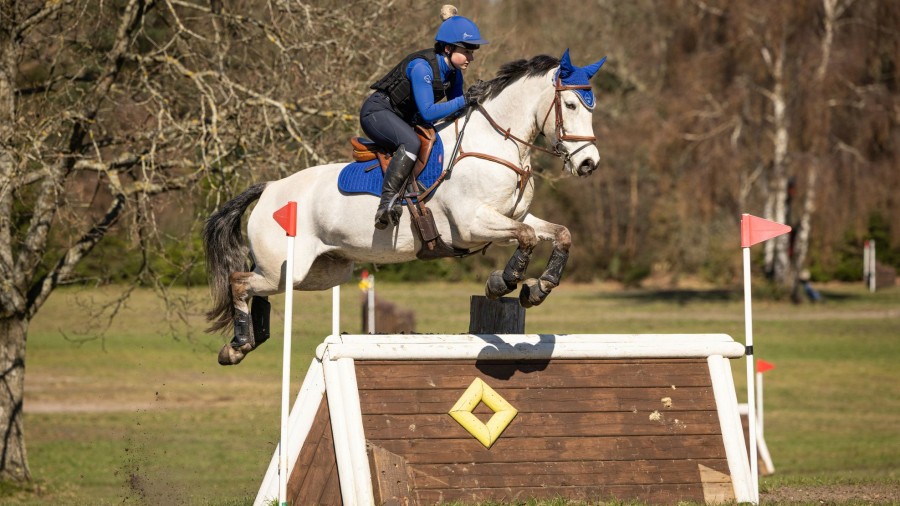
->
[204,50,606,365]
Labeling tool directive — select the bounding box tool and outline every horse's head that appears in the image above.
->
[541,49,606,177]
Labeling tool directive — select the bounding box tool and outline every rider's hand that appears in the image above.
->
[464,80,489,107]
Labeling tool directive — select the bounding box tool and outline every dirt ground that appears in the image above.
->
[760,483,900,504]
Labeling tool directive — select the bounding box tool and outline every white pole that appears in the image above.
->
[278,233,295,506]
[756,371,764,436]
[869,240,877,293]
[742,246,760,503]
[367,275,376,334]
[864,240,871,286]
[332,286,340,337]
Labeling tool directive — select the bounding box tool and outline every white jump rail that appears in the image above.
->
[254,333,753,506]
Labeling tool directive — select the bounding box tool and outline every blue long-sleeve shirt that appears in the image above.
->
[406,54,465,123]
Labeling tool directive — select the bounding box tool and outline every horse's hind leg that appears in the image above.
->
[519,215,572,308]
[219,271,278,365]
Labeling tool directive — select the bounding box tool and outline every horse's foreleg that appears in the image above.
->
[486,247,532,299]
[470,211,539,300]
[519,216,572,308]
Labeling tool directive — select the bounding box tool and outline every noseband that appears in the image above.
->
[452,76,597,190]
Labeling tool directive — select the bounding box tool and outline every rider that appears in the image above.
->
[360,6,488,229]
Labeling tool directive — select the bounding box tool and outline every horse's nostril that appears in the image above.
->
[578,159,595,176]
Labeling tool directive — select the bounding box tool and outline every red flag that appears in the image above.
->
[741,214,791,248]
[273,201,298,237]
[757,359,775,373]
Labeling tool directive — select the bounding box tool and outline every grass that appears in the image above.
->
[7,280,899,504]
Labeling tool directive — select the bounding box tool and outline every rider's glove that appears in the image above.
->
[464,80,489,107]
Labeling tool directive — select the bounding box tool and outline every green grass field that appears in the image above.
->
[7,281,899,505]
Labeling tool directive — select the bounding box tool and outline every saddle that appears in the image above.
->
[347,125,481,260]
[350,125,437,180]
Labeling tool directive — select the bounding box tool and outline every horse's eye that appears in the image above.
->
[565,102,577,110]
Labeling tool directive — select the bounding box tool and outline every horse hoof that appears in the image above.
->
[519,278,547,308]
[218,343,252,366]
[485,270,515,299]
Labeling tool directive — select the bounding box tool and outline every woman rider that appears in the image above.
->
[360,8,488,229]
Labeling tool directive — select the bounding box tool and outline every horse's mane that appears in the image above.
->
[482,55,560,101]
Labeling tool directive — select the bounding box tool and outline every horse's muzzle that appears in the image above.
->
[576,158,597,177]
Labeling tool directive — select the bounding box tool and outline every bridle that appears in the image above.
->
[451,76,597,191]
[540,76,597,163]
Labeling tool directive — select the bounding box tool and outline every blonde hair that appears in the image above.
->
[440,5,458,21]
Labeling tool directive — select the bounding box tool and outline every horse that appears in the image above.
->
[204,49,606,365]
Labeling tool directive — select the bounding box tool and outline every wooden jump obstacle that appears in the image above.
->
[254,333,754,505]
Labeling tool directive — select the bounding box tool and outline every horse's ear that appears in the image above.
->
[584,56,607,79]
[559,48,574,77]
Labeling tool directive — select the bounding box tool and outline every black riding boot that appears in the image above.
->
[375,146,416,229]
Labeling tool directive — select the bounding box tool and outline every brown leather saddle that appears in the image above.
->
[348,125,485,260]
[350,125,437,180]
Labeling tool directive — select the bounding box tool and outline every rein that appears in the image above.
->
[452,76,597,191]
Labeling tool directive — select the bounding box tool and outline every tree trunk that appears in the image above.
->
[791,166,818,302]
[0,316,30,482]
[762,36,792,287]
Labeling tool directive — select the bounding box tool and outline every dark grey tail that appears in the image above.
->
[203,182,267,333]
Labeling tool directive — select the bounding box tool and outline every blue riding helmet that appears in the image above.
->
[435,16,489,47]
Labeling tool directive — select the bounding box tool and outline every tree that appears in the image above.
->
[0,0,418,482]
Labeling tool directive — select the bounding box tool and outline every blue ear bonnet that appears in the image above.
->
[556,49,606,109]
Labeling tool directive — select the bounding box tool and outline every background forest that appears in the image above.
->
[1,0,898,495]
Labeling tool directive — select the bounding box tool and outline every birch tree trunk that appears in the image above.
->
[792,0,852,300]
[761,35,792,286]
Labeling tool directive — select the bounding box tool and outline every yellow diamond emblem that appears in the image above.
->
[448,378,518,448]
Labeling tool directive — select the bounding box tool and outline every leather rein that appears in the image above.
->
[452,76,597,191]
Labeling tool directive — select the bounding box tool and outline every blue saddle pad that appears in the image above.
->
[337,136,444,197]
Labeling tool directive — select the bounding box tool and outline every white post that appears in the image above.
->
[756,371,764,436]
[367,275,376,334]
[742,246,760,503]
[332,286,340,337]
[864,240,871,286]
[279,232,295,506]
[869,240,877,293]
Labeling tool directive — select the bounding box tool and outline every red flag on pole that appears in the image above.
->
[741,214,791,248]
[757,359,775,373]
[273,202,298,237]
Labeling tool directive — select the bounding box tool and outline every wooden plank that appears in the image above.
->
[287,397,327,502]
[359,386,716,414]
[469,296,526,333]
[370,434,728,464]
[367,443,413,505]
[410,459,731,488]
[362,410,722,439]
[413,483,707,504]
[288,395,340,505]
[699,463,736,504]
[355,360,713,389]
[318,461,343,506]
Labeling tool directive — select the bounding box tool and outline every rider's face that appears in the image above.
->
[447,46,476,70]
